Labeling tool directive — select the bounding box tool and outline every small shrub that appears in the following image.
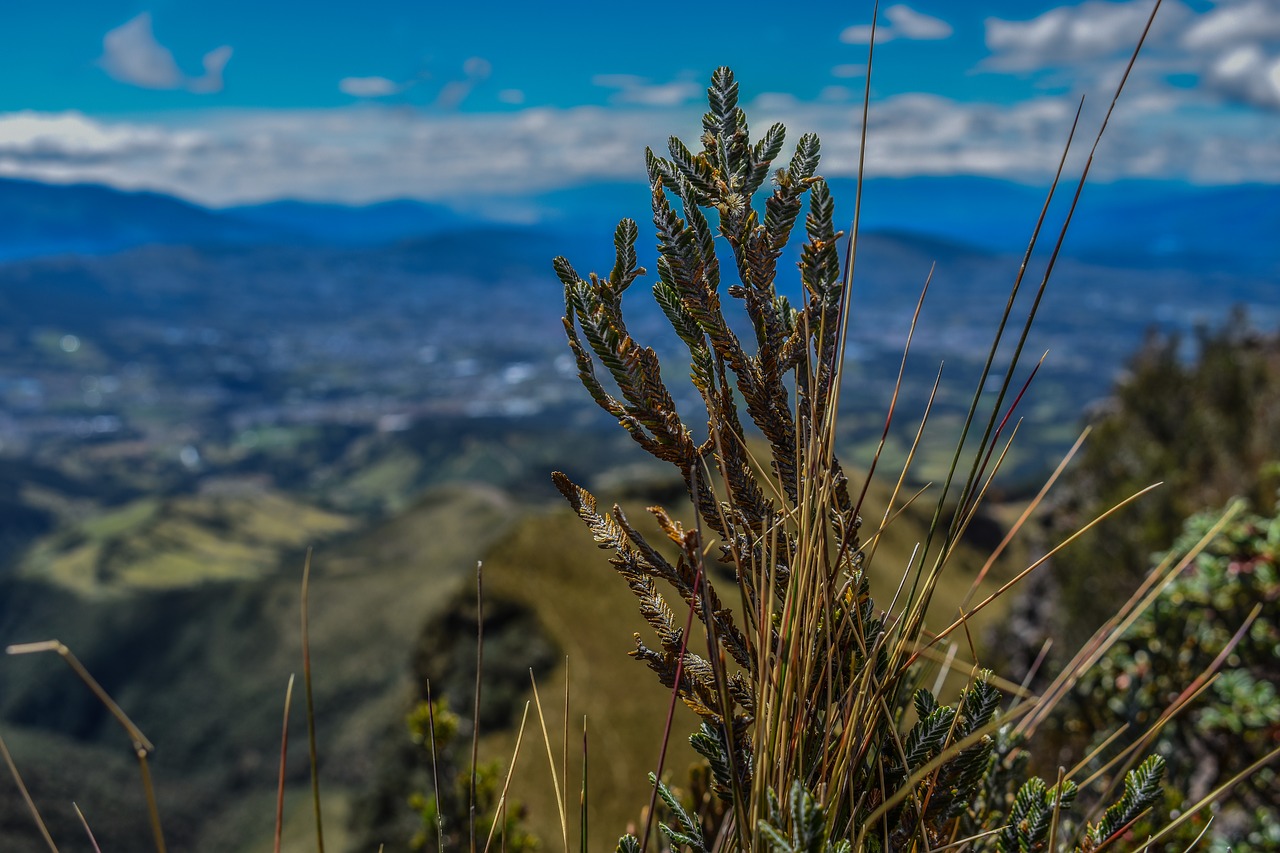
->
[1048,317,1280,648]
[550,66,1220,852]
[1072,499,1280,851]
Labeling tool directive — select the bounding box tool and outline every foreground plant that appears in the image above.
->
[549,55,1274,852]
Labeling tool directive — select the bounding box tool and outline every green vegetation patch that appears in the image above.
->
[18,487,357,594]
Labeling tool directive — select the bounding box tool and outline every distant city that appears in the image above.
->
[0,174,1276,518]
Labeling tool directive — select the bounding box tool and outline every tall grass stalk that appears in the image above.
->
[530,670,570,853]
[275,673,296,853]
[482,701,532,853]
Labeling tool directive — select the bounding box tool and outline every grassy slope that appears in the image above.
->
[17,487,357,593]
[472,469,1023,849]
[478,504,705,850]
[0,453,1025,852]
[0,482,517,852]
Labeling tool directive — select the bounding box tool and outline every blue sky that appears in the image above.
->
[0,1,1276,206]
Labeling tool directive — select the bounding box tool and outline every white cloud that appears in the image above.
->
[190,46,233,95]
[99,13,232,94]
[101,13,182,89]
[0,110,200,157]
[983,0,1280,111]
[497,89,526,105]
[984,1,1189,71]
[1182,0,1280,109]
[436,56,492,109]
[1183,0,1280,52]
[841,5,954,45]
[1204,44,1280,110]
[463,57,492,78]
[0,92,1276,209]
[592,74,702,107]
[831,64,866,79]
[339,76,401,98]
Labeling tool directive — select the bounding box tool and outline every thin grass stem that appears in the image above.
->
[300,548,325,853]
[0,731,58,852]
[481,701,532,853]
[275,673,296,853]
[529,672,569,853]
[73,803,102,853]
[472,561,485,853]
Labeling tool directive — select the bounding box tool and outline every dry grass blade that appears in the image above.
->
[958,353,1046,527]
[1076,604,1260,828]
[930,826,1004,851]
[1019,500,1243,737]
[135,741,167,853]
[853,265,933,517]
[1066,724,1131,783]
[911,644,1030,697]
[6,639,166,852]
[1093,807,1156,853]
[900,95,1086,638]
[73,803,102,853]
[275,673,296,853]
[959,426,1091,611]
[579,716,588,853]
[1175,814,1216,852]
[1141,743,1280,850]
[830,0,880,436]
[862,364,943,571]
[919,481,1162,665]
[426,681,445,853]
[529,671,569,853]
[1078,676,1216,796]
[1047,765,1067,853]
[0,730,59,852]
[481,701,532,853]
[562,657,570,853]
[6,640,154,751]
[300,548,326,853]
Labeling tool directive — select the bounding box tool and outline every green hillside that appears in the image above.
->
[0,482,517,852]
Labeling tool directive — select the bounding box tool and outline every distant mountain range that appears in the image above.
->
[0,178,477,261]
[0,175,1275,276]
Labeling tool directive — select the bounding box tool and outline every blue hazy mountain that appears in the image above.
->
[1064,182,1280,275]
[0,175,1274,277]
[0,179,474,260]
[222,198,473,245]
[842,177,1279,276]
[512,176,1279,276]
[0,178,284,260]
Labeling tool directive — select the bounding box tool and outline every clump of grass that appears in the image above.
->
[549,11,1278,848]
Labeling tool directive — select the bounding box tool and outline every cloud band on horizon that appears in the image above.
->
[0,92,1275,209]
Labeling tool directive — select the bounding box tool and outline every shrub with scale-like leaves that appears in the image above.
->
[553,67,1195,853]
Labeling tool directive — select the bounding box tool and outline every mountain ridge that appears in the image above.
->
[1,175,1275,276]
